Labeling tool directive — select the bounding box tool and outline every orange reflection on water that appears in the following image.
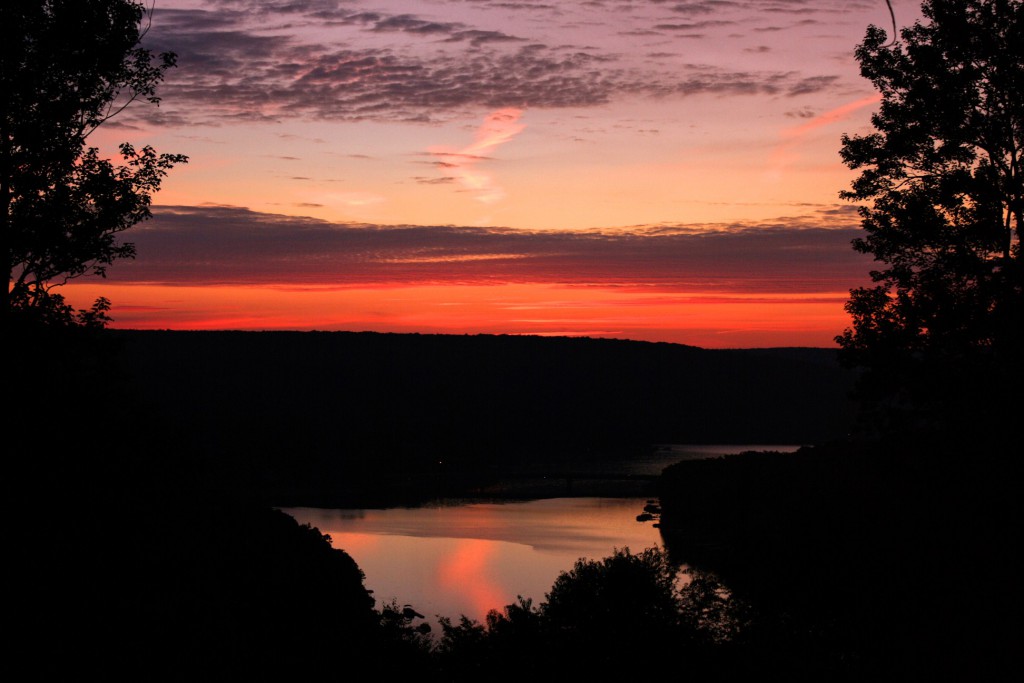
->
[437,539,506,619]
[283,498,668,631]
[325,531,380,556]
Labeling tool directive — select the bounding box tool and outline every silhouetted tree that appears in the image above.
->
[435,547,744,679]
[836,0,1022,435]
[541,546,682,650]
[1,0,186,326]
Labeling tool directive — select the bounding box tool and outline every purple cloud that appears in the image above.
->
[109,204,871,292]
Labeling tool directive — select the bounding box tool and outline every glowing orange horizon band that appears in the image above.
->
[58,281,852,348]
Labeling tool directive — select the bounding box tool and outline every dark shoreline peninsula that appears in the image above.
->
[655,437,1019,679]
[104,329,857,506]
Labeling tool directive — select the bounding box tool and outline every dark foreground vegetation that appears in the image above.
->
[9,325,851,679]
[657,436,1019,679]
[13,325,1016,680]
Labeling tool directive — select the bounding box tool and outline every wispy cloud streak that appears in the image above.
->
[782,94,882,138]
[768,93,881,177]
[428,108,526,203]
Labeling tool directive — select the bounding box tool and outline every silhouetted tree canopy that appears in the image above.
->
[1,0,186,326]
[837,0,1022,436]
[434,548,747,680]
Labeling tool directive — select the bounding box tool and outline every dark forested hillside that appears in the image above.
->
[102,330,855,504]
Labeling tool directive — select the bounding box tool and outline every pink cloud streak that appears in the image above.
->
[769,94,882,177]
[783,94,882,139]
[429,108,526,204]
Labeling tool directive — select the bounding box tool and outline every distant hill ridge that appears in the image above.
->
[106,330,856,503]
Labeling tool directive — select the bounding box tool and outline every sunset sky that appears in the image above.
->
[67,0,922,347]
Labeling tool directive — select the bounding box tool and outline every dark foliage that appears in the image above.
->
[5,327,427,680]
[836,0,1023,437]
[651,4,1022,678]
[1,0,186,324]
[433,547,748,681]
[11,492,419,679]
[656,441,1020,679]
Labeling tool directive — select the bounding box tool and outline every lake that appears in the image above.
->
[283,445,800,635]
[283,497,662,635]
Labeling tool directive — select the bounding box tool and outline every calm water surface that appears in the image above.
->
[283,445,800,633]
[284,497,663,632]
